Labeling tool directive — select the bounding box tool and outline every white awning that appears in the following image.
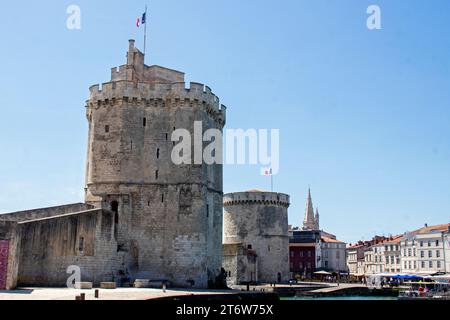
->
[314,271,332,275]
[432,274,450,280]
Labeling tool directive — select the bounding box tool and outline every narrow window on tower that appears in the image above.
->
[105,125,110,133]
[131,140,133,151]
[206,204,209,218]
[156,148,160,159]
[161,193,164,203]
[155,170,159,180]
[79,237,84,252]
[143,117,147,127]
[172,127,176,146]
[165,133,168,141]
[111,201,119,240]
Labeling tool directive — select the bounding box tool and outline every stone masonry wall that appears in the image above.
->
[223,243,257,286]
[84,40,226,288]
[223,192,290,284]
[17,209,121,287]
[0,221,20,290]
[0,203,94,223]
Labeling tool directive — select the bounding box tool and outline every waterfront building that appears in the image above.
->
[401,223,449,274]
[289,229,320,279]
[364,246,376,275]
[346,243,365,276]
[373,243,386,274]
[320,236,347,273]
[348,236,388,276]
[444,229,450,273]
[289,189,347,278]
[382,236,402,273]
[348,224,449,277]
[365,236,401,274]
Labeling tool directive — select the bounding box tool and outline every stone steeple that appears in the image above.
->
[315,208,320,230]
[303,189,316,230]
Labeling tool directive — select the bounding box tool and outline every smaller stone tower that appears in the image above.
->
[223,190,290,284]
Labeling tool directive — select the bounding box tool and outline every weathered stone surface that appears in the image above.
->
[0,203,94,223]
[75,282,93,289]
[83,40,226,288]
[0,39,227,290]
[0,221,20,290]
[17,209,121,287]
[133,279,150,288]
[100,282,117,289]
[222,243,258,286]
[223,191,290,285]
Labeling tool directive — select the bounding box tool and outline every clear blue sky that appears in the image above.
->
[0,0,449,243]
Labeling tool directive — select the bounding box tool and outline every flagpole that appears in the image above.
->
[143,4,148,60]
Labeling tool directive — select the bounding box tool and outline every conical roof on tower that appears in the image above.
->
[303,188,316,230]
[315,207,320,230]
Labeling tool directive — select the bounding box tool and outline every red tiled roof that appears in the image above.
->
[380,235,403,245]
[321,236,345,244]
[347,244,364,249]
[414,223,450,235]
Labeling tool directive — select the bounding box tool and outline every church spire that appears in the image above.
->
[315,208,320,230]
[303,188,316,230]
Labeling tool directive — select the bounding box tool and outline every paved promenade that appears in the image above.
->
[0,282,368,300]
[307,283,367,293]
[232,282,365,291]
[0,287,236,300]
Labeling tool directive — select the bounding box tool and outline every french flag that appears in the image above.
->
[136,12,146,28]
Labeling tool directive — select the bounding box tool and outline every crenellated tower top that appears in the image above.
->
[87,39,226,126]
[223,190,290,208]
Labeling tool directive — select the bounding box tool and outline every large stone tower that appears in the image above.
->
[84,40,226,288]
[223,191,290,283]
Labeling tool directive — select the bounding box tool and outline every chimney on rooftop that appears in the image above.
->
[425,223,428,228]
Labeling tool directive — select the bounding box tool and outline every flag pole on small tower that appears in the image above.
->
[262,168,274,192]
[271,173,274,192]
[136,5,149,61]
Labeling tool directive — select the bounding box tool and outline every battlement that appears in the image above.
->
[89,80,226,116]
[223,191,290,208]
[87,39,227,124]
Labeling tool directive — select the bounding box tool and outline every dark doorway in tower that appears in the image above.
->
[277,272,281,283]
[111,201,119,240]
